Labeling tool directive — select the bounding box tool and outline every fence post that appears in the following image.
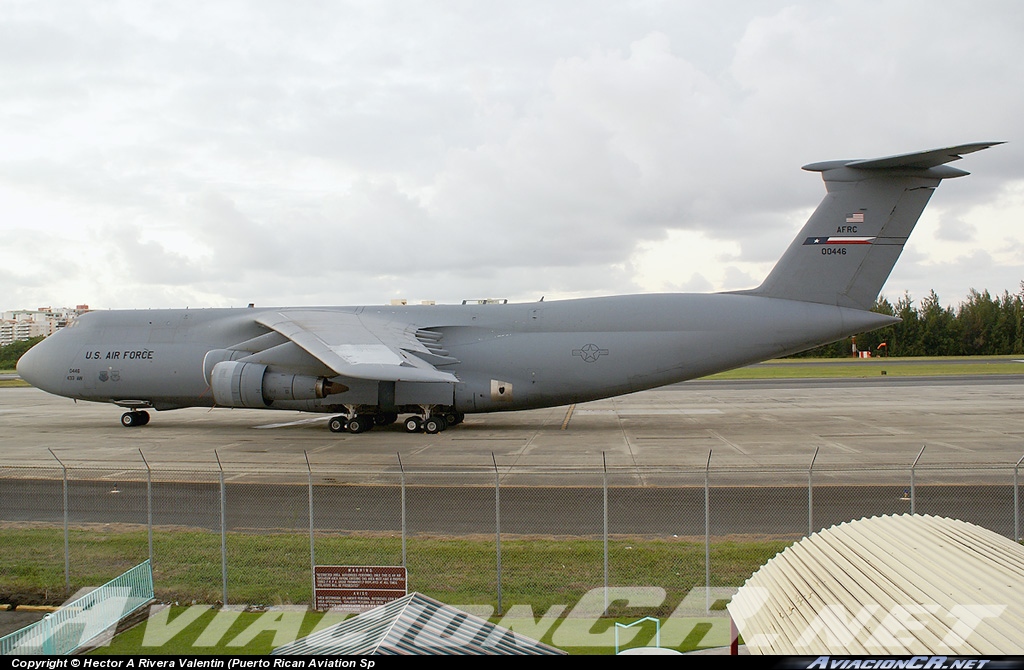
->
[216,451,227,606]
[705,449,712,613]
[305,451,315,605]
[603,452,608,612]
[398,454,407,567]
[492,453,502,615]
[48,449,70,591]
[808,446,819,537]
[1015,454,1023,543]
[910,446,925,515]
[139,449,153,567]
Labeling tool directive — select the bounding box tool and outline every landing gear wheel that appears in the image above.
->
[374,412,399,426]
[404,416,423,433]
[347,415,374,433]
[328,416,348,433]
[443,411,464,426]
[120,411,148,428]
[423,416,447,434]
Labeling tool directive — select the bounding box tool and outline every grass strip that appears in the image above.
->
[2,526,789,654]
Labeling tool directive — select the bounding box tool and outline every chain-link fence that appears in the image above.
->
[1,454,1022,614]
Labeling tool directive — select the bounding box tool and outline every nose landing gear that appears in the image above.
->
[120,411,150,427]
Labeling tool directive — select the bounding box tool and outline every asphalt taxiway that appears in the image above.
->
[2,373,1023,475]
[3,374,1023,538]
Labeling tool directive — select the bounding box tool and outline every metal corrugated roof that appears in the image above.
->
[271,592,566,655]
[728,514,1024,655]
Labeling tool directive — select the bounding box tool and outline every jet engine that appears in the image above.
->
[208,359,345,408]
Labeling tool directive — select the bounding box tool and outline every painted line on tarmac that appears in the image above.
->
[253,416,330,429]
[574,409,723,415]
[561,403,575,430]
[707,429,748,456]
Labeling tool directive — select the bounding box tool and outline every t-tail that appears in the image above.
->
[742,142,1002,310]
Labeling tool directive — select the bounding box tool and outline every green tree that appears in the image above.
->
[993,285,1024,354]
[957,289,999,355]
[919,290,957,355]
[888,292,921,356]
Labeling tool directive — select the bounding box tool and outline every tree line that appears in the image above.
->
[792,284,1024,358]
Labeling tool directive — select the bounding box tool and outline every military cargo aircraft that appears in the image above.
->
[16,143,1000,433]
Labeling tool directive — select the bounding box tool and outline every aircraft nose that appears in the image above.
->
[16,338,59,392]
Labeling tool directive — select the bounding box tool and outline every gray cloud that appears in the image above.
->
[1,1,1022,310]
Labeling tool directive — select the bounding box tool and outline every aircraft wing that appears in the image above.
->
[255,309,458,383]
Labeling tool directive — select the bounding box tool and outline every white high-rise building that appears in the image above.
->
[0,305,91,347]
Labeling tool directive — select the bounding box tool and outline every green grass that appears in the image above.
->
[706,356,1024,379]
[90,606,740,655]
[93,607,325,655]
[0,528,787,609]
[90,606,728,655]
[2,526,788,654]
[0,379,29,387]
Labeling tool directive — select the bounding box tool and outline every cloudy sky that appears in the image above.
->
[2,1,1022,311]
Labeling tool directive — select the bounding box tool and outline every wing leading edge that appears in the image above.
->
[255,310,459,384]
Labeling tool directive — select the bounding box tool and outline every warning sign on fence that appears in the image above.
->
[313,565,407,612]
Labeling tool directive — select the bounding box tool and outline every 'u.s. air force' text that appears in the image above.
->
[85,350,155,360]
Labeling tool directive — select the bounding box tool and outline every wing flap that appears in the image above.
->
[256,310,458,383]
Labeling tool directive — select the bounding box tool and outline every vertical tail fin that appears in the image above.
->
[744,142,1001,310]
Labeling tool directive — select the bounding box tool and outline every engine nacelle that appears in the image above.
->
[209,360,346,408]
[202,349,248,386]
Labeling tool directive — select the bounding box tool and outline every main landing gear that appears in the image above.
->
[328,410,464,435]
[403,411,464,434]
[120,411,150,427]
[327,412,400,434]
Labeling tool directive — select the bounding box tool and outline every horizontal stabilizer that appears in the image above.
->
[803,142,1003,172]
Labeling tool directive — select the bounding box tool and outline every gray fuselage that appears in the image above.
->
[18,293,894,415]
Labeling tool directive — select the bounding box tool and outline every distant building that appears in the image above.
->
[0,305,90,347]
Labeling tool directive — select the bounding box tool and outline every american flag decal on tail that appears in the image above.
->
[803,236,875,245]
[846,212,865,223]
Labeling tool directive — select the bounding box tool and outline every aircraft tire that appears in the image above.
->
[138,411,150,425]
[375,412,399,426]
[443,411,464,426]
[347,415,373,433]
[423,416,447,434]
[120,412,146,428]
[328,416,348,433]
[404,416,422,433]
